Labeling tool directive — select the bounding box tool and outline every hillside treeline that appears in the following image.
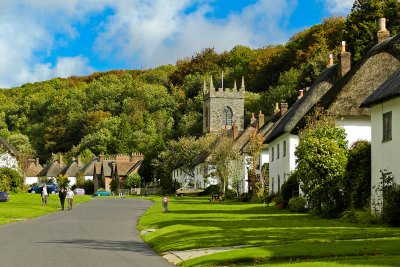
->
[0,0,399,182]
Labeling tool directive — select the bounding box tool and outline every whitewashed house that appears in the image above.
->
[0,137,19,171]
[361,69,400,208]
[265,21,400,194]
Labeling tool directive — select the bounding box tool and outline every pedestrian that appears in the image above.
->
[66,188,74,210]
[162,194,168,212]
[41,185,48,205]
[58,188,66,210]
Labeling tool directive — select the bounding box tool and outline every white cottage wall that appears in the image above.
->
[336,116,371,147]
[370,97,400,204]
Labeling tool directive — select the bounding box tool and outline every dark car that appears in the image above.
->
[0,191,9,202]
[28,183,58,194]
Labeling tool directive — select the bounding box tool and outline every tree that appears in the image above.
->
[343,0,400,62]
[246,130,265,198]
[295,108,348,216]
[0,167,24,192]
[125,173,141,188]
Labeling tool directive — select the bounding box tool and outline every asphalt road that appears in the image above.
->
[0,198,173,267]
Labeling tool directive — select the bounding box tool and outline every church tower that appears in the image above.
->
[203,75,245,134]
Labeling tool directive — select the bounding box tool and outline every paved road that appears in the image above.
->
[0,198,173,267]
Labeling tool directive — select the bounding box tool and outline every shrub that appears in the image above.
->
[239,192,252,202]
[281,172,300,206]
[82,180,94,195]
[202,185,221,196]
[273,195,284,207]
[382,184,400,226]
[288,196,307,213]
[224,189,237,200]
[0,167,23,192]
[340,209,379,224]
[265,193,277,204]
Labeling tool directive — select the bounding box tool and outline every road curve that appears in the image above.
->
[0,198,173,267]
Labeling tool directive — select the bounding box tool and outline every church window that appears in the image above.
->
[205,107,209,128]
[383,111,392,142]
[223,106,233,126]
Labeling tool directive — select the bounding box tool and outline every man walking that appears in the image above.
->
[58,188,66,210]
[66,188,74,210]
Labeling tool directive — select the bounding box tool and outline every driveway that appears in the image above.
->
[0,198,173,267]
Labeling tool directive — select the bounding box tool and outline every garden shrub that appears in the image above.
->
[0,167,23,192]
[288,196,307,213]
[239,192,252,202]
[82,180,94,195]
[273,195,284,207]
[265,193,277,204]
[382,184,400,226]
[224,189,237,199]
[340,209,379,224]
[281,172,299,206]
[202,185,221,196]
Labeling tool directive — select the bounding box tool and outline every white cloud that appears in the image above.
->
[320,0,353,16]
[0,0,298,88]
[94,0,298,68]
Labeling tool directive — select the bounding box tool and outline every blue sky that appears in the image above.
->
[0,0,353,88]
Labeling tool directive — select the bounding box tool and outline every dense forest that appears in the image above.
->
[1,0,399,183]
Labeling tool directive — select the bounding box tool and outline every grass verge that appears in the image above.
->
[0,192,93,225]
[138,196,400,266]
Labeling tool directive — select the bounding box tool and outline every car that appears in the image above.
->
[28,183,59,194]
[94,190,111,196]
[175,187,204,196]
[0,191,9,202]
[73,188,85,195]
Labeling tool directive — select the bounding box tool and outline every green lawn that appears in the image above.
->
[0,192,93,225]
[138,196,400,266]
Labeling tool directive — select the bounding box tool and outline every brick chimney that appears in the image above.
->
[377,18,390,43]
[298,89,304,100]
[280,102,288,116]
[274,102,280,114]
[337,41,351,78]
[58,154,63,166]
[257,111,264,128]
[327,53,334,67]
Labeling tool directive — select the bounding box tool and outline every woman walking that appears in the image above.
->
[66,188,74,210]
[58,188,66,210]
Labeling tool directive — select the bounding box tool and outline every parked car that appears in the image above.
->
[175,187,204,196]
[73,188,85,195]
[28,183,59,194]
[95,190,111,196]
[0,191,9,202]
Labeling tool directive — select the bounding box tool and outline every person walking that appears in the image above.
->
[41,185,48,205]
[162,194,168,212]
[58,188,66,210]
[66,188,74,210]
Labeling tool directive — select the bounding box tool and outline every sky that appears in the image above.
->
[0,0,354,88]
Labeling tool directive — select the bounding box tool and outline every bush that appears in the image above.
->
[201,185,221,196]
[0,167,23,192]
[224,189,237,200]
[273,195,284,207]
[281,173,300,206]
[265,193,277,204]
[382,184,400,226]
[340,209,379,224]
[288,197,307,213]
[82,180,94,195]
[239,192,252,202]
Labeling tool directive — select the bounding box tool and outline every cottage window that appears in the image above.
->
[271,177,274,193]
[223,106,233,126]
[277,175,281,194]
[277,144,280,159]
[271,147,274,162]
[383,111,392,142]
[283,141,287,157]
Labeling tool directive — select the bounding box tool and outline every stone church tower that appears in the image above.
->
[203,76,245,134]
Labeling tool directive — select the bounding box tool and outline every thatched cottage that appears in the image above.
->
[264,18,400,194]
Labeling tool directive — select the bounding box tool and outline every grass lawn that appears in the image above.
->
[138,196,400,266]
[0,192,93,225]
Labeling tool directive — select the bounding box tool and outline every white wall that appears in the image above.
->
[25,177,38,185]
[268,133,299,194]
[370,97,400,208]
[336,116,371,147]
[0,152,18,170]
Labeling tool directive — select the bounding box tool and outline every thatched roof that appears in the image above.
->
[25,159,43,177]
[0,137,18,156]
[264,33,400,144]
[265,65,338,143]
[62,158,84,177]
[39,159,65,177]
[361,69,400,107]
[324,34,400,116]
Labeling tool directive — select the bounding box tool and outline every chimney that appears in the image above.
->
[274,102,280,114]
[77,156,82,167]
[298,89,304,100]
[327,53,334,67]
[58,154,63,166]
[99,154,105,162]
[258,111,265,128]
[377,18,390,43]
[337,41,351,78]
[35,158,40,166]
[232,124,239,139]
[250,112,256,125]
[280,102,288,116]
